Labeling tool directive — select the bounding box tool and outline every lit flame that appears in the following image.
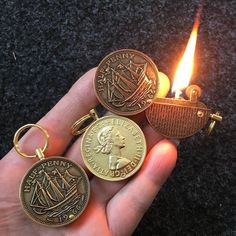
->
[172,16,200,96]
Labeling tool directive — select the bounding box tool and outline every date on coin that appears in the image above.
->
[20,158,90,227]
[81,116,147,181]
[94,49,159,115]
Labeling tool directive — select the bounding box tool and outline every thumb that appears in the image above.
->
[107,139,177,236]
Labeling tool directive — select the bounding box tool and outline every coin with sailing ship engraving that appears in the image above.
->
[81,116,147,181]
[95,49,159,115]
[20,158,90,227]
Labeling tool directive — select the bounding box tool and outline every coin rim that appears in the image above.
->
[94,49,159,116]
[19,157,90,227]
[81,115,147,181]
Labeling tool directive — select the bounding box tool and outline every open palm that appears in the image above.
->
[0,68,177,236]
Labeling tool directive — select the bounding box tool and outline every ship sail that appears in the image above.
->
[122,61,149,87]
[43,171,64,202]
[106,60,151,107]
[110,67,137,92]
[64,170,77,185]
[30,169,79,213]
[54,168,71,190]
[31,181,54,209]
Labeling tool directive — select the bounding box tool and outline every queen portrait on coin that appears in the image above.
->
[94,126,131,170]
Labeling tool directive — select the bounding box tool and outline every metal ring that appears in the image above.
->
[207,112,222,135]
[207,121,216,135]
[71,109,99,136]
[13,124,49,158]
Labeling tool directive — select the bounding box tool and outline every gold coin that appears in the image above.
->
[81,116,147,181]
[94,49,159,115]
[20,157,90,227]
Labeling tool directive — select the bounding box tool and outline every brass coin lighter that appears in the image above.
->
[71,111,147,181]
[146,85,222,139]
[81,116,147,181]
[14,124,90,227]
[94,49,159,116]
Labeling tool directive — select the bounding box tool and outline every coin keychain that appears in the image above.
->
[94,49,160,116]
[13,124,90,227]
[71,110,147,181]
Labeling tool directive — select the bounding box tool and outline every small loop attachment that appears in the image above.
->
[13,124,49,159]
[207,112,222,135]
[71,109,99,136]
[35,148,45,160]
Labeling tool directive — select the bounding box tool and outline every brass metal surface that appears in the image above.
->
[20,157,90,227]
[94,49,159,116]
[14,124,90,227]
[146,97,211,139]
[81,116,146,181]
[185,85,202,100]
[207,111,222,135]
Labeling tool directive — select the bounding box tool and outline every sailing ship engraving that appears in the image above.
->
[95,49,159,116]
[105,60,154,108]
[30,168,83,221]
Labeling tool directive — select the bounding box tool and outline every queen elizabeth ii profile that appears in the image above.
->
[94,126,130,170]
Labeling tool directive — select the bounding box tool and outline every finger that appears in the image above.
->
[90,178,128,204]
[142,124,164,151]
[128,111,147,129]
[66,138,94,179]
[4,68,98,163]
[106,139,177,236]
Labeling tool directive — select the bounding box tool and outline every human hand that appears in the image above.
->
[0,68,177,236]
